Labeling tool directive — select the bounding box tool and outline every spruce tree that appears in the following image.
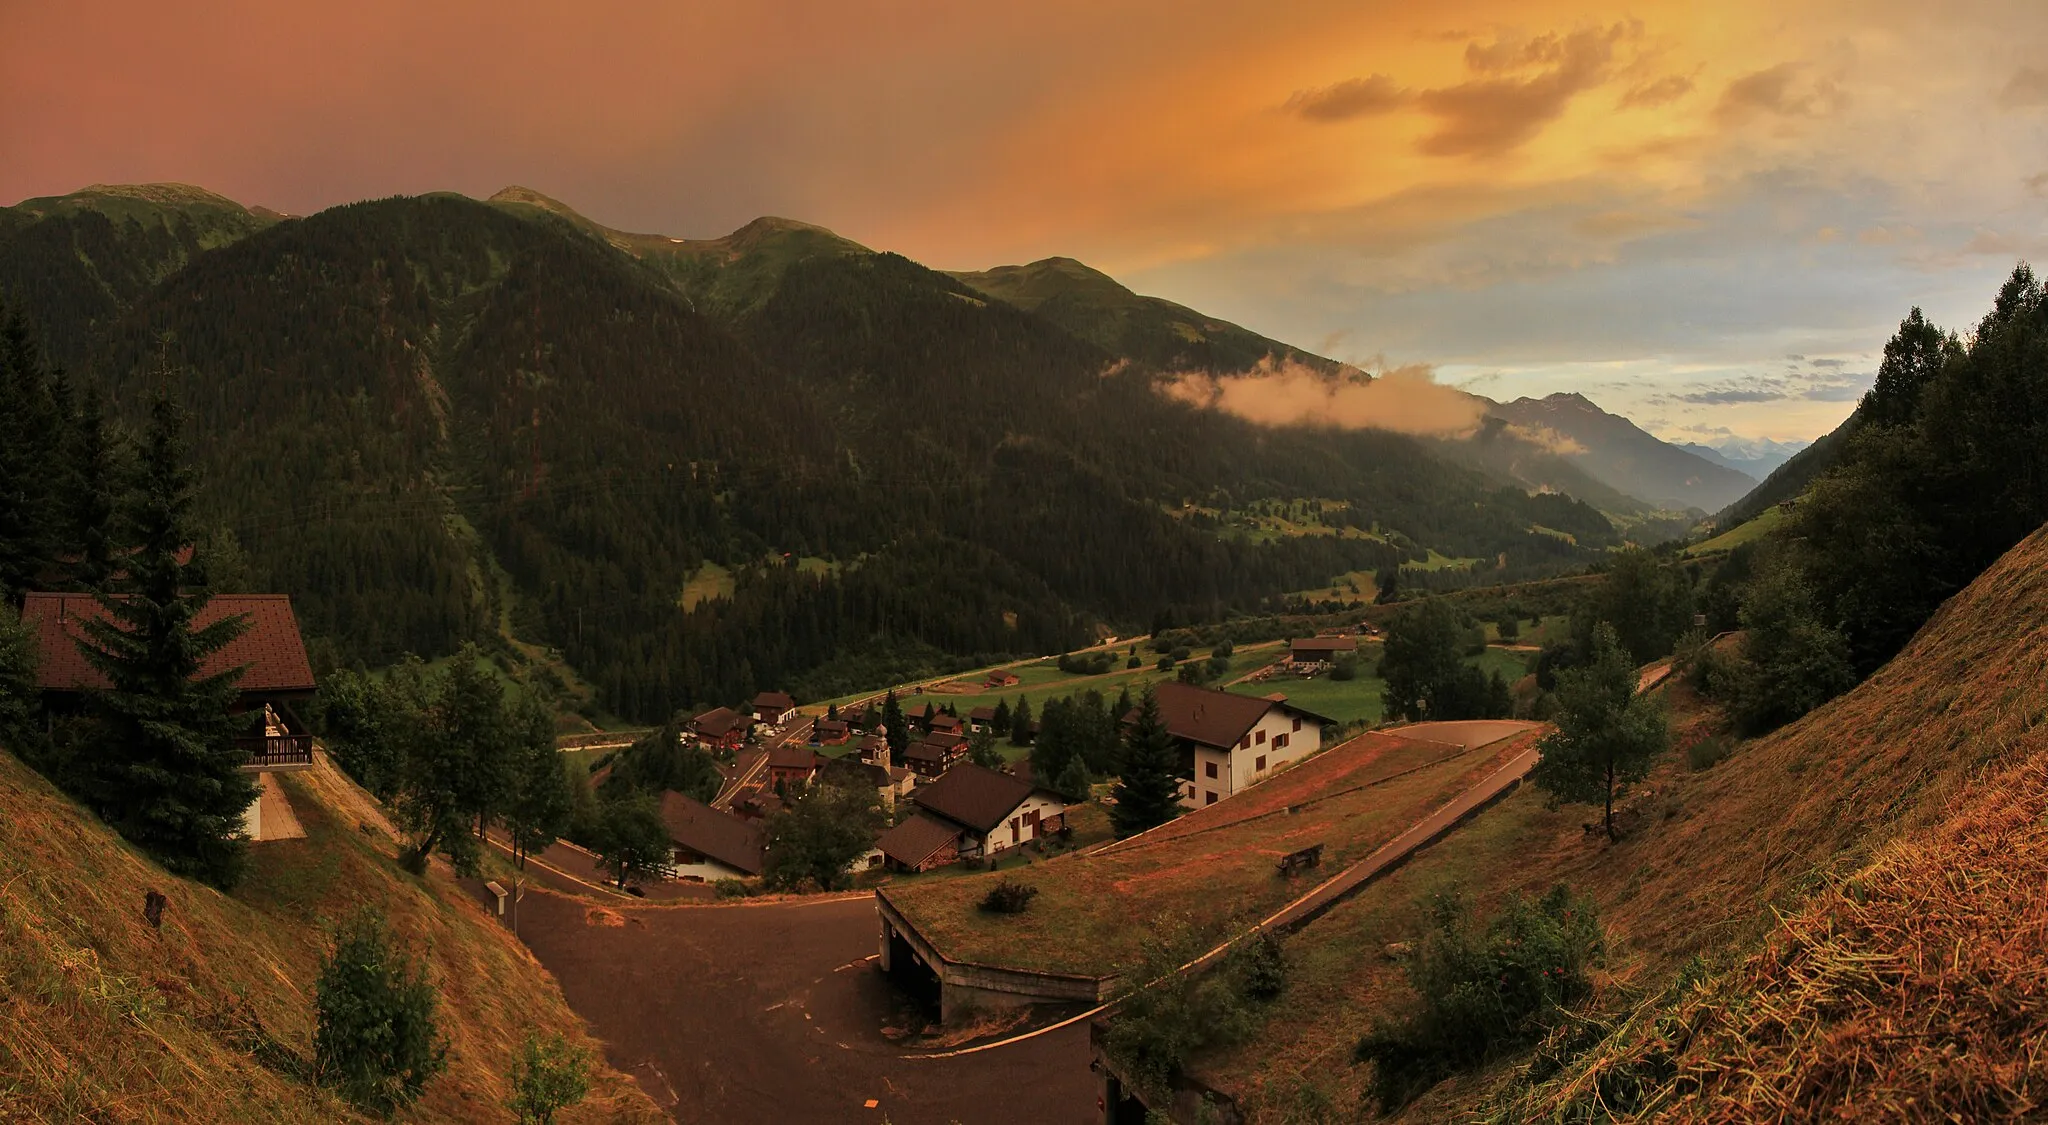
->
[0,306,63,598]
[1110,687,1182,838]
[61,385,124,592]
[79,395,256,889]
[991,697,1012,738]
[1009,694,1033,747]
[880,689,908,758]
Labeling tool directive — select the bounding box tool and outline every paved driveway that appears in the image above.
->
[516,892,1097,1124]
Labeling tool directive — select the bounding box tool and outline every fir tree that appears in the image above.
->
[78,395,256,889]
[880,689,908,758]
[61,385,124,592]
[0,306,63,598]
[1009,693,1033,747]
[1110,687,1182,838]
[991,697,1012,738]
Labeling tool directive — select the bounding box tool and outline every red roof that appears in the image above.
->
[911,762,1055,834]
[22,592,315,696]
[1140,682,1332,751]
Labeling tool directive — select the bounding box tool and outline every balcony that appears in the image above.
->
[238,733,315,771]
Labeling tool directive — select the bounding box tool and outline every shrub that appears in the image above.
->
[1330,654,1359,682]
[1227,931,1287,1002]
[507,1032,591,1125]
[1355,885,1603,1111]
[978,879,1039,914]
[1686,735,1732,771]
[1497,616,1521,642]
[1169,646,1193,663]
[1156,655,1176,671]
[314,912,448,1115]
[713,878,754,899]
[1213,639,1235,659]
[1126,655,1142,669]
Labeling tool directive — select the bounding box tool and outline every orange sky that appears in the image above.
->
[4,0,2045,442]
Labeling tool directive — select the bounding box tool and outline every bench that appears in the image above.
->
[1276,843,1325,877]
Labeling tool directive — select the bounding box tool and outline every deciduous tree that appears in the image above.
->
[1531,624,1667,841]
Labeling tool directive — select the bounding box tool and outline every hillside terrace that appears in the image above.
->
[878,721,1541,980]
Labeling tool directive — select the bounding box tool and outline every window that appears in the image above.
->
[1275,733,1288,749]
[1255,755,1267,771]
[1239,736,1250,749]
[1205,761,1219,779]
[1256,730,1266,745]
[1204,791,1218,805]
[1292,717,1303,732]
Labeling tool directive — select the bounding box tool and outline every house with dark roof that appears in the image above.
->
[902,731,967,780]
[874,762,1068,871]
[1140,682,1333,810]
[966,705,998,733]
[983,669,1020,688]
[658,791,767,881]
[690,706,753,752]
[928,712,962,735]
[814,718,851,745]
[752,690,799,726]
[901,701,939,730]
[767,743,823,788]
[1288,635,1358,666]
[22,592,317,768]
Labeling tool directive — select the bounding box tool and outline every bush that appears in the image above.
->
[1496,616,1520,642]
[1213,639,1235,659]
[1330,654,1359,682]
[1169,646,1192,663]
[1355,885,1603,1111]
[713,878,754,899]
[507,1032,591,1125]
[314,912,448,1115]
[1227,931,1287,1002]
[1156,655,1176,671]
[978,879,1039,914]
[1126,655,1142,669]
[1686,735,1732,771]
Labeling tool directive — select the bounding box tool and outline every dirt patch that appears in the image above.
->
[586,906,627,927]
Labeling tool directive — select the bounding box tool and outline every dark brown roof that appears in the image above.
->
[816,719,849,736]
[877,813,963,868]
[903,702,938,721]
[912,762,1048,834]
[767,744,821,771]
[692,706,751,738]
[1142,682,1333,751]
[968,706,997,722]
[918,731,967,751]
[753,691,796,711]
[930,713,961,729]
[22,592,315,696]
[657,791,766,875]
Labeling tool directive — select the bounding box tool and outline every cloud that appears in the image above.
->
[1675,387,1786,404]
[1713,63,1847,124]
[1500,421,1586,454]
[1157,357,1483,436]
[1617,74,1693,110]
[1284,23,1635,157]
[1998,66,2048,109]
[1284,74,1409,121]
[1802,383,1867,401]
[1810,357,1846,368]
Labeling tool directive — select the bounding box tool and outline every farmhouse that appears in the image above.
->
[928,712,962,735]
[657,791,766,881]
[902,731,967,779]
[766,744,823,788]
[966,705,997,732]
[1288,635,1357,666]
[984,669,1020,688]
[690,706,752,751]
[21,592,318,841]
[874,762,1067,872]
[751,690,798,726]
[902,701,940,730]
[814,718,851,745]
[1144,681,1332,808]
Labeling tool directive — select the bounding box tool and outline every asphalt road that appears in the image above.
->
[516,893,1098,1124]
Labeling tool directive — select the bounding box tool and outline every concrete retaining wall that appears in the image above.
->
[875,891,1117,1022]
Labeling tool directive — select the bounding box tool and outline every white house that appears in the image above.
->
[875,762,1068,870]
[1144,681,1332,809]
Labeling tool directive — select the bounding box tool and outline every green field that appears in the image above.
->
[1686,505,1785,556]
[1482,613,1572,648]
[826,642,1291,718]
[677,561,736,609]
[1226,644,1536,727]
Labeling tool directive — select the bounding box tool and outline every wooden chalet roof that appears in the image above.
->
[752,690,796,711]
[766,744,821,772]
[692,706,751,738]
[876,812,963,869]
[657,791,766,875]
[1143,682,1333,751]
[967,705,997,722]
[21,592,315,696]
[912,762,1052,835]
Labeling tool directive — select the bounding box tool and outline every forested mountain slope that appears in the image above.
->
[0,186,1623,720]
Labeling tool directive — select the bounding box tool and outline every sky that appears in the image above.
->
[5,0,2045,444]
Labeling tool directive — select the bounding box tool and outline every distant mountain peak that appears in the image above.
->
[71,182,247,209]
[488,185,584,217]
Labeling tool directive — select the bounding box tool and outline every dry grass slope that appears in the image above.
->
[0,750,661,1124]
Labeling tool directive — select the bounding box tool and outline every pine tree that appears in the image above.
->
[0,306,64,598]
[966,725,1004,769]
[1009,694,1033,747]
[1110,687,1182,838]
[78,394,256,889]
[880,689,908,758]
[991,697,1012,738]
[60,386,124,592]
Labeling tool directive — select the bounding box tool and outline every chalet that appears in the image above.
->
[752,690,799,726]
[854,732,890,765]
[766,744,823,788]
[875,763,1068,871]
[928,712,963,735]
[690,706,753,751]
[814,718,851,745]
[902,731,967,779]
[657,791,766,881]
[22,592,317,841]
[902,701,939,731]
[984,669,1020,689]
[966,705,998,732]
[1288,635,1358,666]
[1141,681,1333,810]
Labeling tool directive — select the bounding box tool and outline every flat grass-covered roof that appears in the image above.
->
[880,722,1540,978]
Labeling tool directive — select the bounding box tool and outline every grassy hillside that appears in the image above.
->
[0,748,659,1123]
[1188,521,2048,1120]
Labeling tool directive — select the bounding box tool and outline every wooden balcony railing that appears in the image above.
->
[238,734,315,770]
